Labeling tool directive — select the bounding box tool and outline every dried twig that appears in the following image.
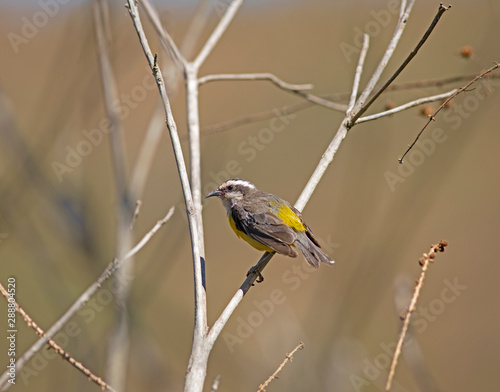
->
[198,73,313,90]
[201,72,500,136]
[348,0,416,124]
[0,207,174,390]
[257,341,305,392]
[385,240,448,391]
[198,73,345,111]
[399,62,500,162]
[0,283,117,392]
[350,3,451,126]
[347,34,370,115]
[357,89,458,124]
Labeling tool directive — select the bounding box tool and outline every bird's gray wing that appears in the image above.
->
[231,204,298,257]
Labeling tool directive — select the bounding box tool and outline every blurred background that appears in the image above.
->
[0,0,499,391]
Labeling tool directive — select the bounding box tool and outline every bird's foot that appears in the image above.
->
[247,265,264,283]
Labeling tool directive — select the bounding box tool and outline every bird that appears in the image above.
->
[205,178,334,268]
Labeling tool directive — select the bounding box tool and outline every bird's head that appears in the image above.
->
[205,179,257,209]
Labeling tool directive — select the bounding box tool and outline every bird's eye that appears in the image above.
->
[227,185,233,191]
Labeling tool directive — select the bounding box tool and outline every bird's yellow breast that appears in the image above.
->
[227,213,275,252]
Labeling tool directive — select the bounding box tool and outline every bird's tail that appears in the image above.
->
[294,234,334,268]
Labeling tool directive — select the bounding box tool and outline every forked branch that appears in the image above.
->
[399,62,500,162]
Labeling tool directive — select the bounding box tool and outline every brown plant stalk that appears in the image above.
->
[0,283,117,392]
[385,240,448,391]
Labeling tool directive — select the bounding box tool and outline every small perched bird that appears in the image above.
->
[206,178,334,268]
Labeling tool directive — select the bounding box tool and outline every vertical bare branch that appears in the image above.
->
[93,1,134,389]
[125,3,210,391]
[347,34,369,116]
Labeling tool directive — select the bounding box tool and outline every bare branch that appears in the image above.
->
[399,62,500,162]
[206,252,274,349]
[193,0,244,68]
[357,89,458,124]
[384,72,500,92]
[295,30,370,211]
[139,0,187,71]
[347,34,370,115]
[125,2,211,391]
[0,207,174,390]
[349,0,416,121]
[198,73,313,90]
[0,283,117,392]
[201,72,500,135]
[349,3,450,125]
[385,240,448,391]
[257,341,305,392]
[199,73,346,111]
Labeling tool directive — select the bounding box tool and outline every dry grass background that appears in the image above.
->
[0,0,499,391]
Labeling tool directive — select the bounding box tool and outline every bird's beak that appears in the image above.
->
[205,189,222,198]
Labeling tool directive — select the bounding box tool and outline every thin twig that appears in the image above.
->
[0,284,118,392]
[392,276,441,392]
[295,27,370,211]
[193,0,243,68]
[357,89,458,124]
[349,0,416,123]
[399,62,500,162]
[257,341,305,392]
[349,3,450,126]
[0,207,175,390]
[385,72,500,92]
[201,72,500,136]
[347,34,370,115]
[199,73,345,111]
[206,252,274,350]
[139,0,187,71]
[385,240,448,391]
[198,73,313,90]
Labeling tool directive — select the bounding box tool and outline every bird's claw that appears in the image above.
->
[247,265,264,283]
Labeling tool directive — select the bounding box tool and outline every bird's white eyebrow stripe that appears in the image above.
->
[224,179,256,189]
